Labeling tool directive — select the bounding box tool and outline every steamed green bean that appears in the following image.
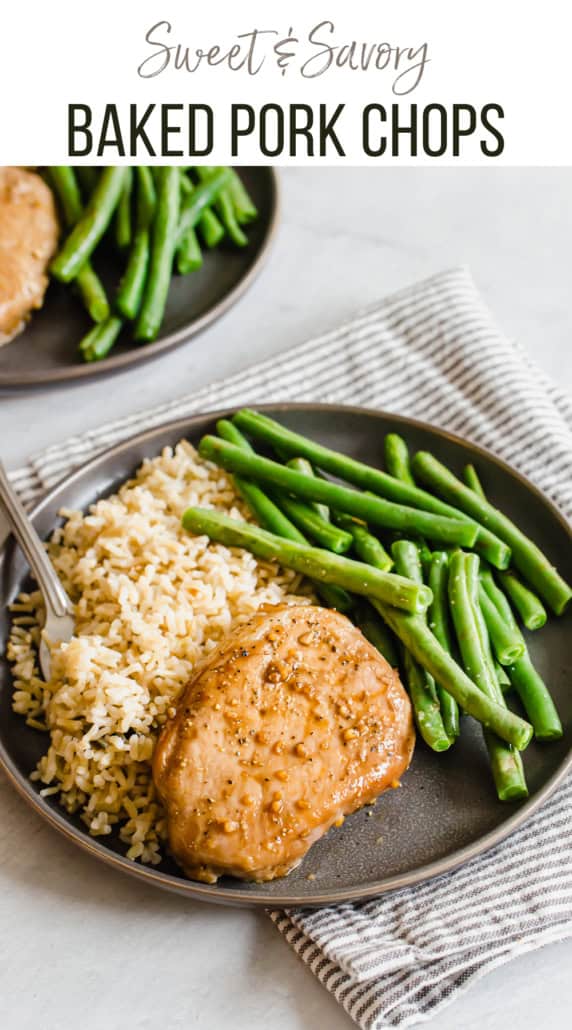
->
[448,551,528,801]
[392,540,452,752]
[413,451,572,614]
[199,435,478,548]
[182,507,433,614]
[232,410,510,568]
[51,167,128,282]
[427,551,460,739]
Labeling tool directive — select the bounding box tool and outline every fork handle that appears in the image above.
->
[0,460,73,619]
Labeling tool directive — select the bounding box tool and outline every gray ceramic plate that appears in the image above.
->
[0,404,570,907]
[0,168,279,391]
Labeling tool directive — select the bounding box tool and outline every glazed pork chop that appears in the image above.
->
[153,604,415,883]
[0,167,58,345]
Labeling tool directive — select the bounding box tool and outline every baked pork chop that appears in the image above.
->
[0,167,58,345]
[153,604,414,883]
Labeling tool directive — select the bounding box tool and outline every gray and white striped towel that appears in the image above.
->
[8,266,572,1029]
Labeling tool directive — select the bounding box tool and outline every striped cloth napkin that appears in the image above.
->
[8,266,572,1029]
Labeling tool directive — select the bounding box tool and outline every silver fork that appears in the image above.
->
[0,460,75,680]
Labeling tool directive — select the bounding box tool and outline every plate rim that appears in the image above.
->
[1,400,571,908]
[0,168,280,391]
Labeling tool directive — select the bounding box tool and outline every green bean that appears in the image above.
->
[334,514,394,572]
[495,661,511,691]
[392,540,452,752]
[197,208,225,248]
[412,451,572,615]
[78,322,102,356]
[177,169,231,241]
[116,229,150,320]
[216,423,306,536]
[182,508,433,614]
[233,410,510,568]
[72,265,110,324]
[212,184,248,246]
[286,458,330,521]
[498,570,547,631]
[179,172,225,248]
[115,168,133,251]
[216,420,308,539]
[261,455,400,669]
[215,420,351,613]
[506,656,563,741]
[480,567,562,740]
[228,169,258,224]
[175,176,203,273]
[137,168,157,229]
[384,433,416,485]
[46,167,110,323]
[463,464,486,499]
[79,316,123,362]
[176,227,203,275]
[289,459,391,568]
[478,586,526,665]
[427,552,460,738]
[404,648,453,751]
[399,542,458,740]
[466,556,505,699]
[448,551,528,801]
[418,541,434,568]
[353,600,400,668]
[232,436,351,553]
[483,734,528,802]
[391,539,424,586]
[385,432,431,564]
[198,436,478,548]
[51,167,128,282]
[372,602,532,750]
[134,168,180,343]
[46,167,84,226]
[386,530,432,569]
[463,467,548,725]
[428,553,454,653]
[272,493,353,553]
[116,168,157,320]
[197,167,248,246]
[480,567,517,627]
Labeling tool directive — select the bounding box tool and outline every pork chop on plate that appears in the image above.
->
[154,604,415,883]
[0,167,58,345]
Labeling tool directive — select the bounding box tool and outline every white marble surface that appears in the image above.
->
[1,168,571,1029]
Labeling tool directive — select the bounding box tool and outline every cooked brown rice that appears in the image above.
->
[7,441,310,865]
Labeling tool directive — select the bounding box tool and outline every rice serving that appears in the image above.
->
[7,441,310,865]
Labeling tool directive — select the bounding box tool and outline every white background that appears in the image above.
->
[2,0,571,164]
[1,167,571,1028]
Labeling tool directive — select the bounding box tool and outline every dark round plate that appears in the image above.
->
[0,168,279,391]
[0,403,570,907]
